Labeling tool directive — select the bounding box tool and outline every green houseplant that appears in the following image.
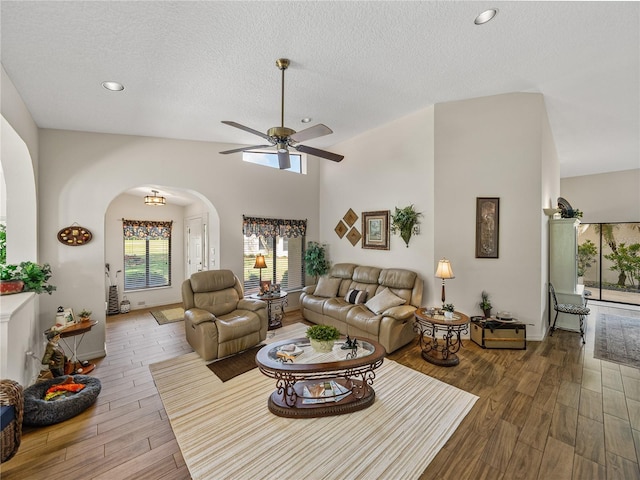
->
[306,324,341,352]
[0,261,56,295]
[390,205,422,247]
[304,242,330,283]
[479,291,492,318]
[442,303,455,319]
[79,309,92,322]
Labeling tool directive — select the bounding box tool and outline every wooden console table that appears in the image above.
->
[414,309,469,367]
[46,320,98,374]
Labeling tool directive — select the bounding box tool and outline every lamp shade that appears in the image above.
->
[253,254,267,269]
[435,258,455,279]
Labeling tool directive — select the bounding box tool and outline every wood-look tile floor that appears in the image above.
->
[1,301,639,479]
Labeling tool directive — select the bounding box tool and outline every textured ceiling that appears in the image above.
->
[1,1,638,178]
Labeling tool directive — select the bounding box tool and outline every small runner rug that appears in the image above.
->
[150,340,477,479]
[594,313,640,368]
[207,345,265,382]
[151,307,184,325]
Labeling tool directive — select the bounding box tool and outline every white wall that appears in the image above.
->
[561,169,640,223]
[319,107,436,298]
[37,129,321,361]
[434,93,554,340]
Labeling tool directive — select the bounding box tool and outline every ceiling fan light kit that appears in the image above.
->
[221,58,343,169]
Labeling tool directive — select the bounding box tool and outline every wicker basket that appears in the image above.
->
[0,379,23,462]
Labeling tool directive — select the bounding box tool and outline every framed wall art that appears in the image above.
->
[362,210,390,250]
[475,197,499,258]
[343,208,358,227]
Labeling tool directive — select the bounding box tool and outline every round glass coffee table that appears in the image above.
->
[256,337,385,418]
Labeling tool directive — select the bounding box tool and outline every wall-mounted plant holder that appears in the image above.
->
[390,205,422,247]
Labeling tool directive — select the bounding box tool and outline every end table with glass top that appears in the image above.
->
[413,308,470,367]
[249,291,288,330]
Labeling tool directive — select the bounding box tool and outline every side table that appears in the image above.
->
[249,291,288,330]
[45,320,98,374]
[413,309,470,367]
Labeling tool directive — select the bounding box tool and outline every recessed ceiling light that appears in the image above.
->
[301,117,312,123]
[474,9,498,25]
[102,81,124,92]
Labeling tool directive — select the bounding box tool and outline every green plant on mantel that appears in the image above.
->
[0,261,56,294]
[304,242,330,282]
[390,205,422,247]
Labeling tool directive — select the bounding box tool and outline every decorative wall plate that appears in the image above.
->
[335,220,348,238]
[57,225,92,246]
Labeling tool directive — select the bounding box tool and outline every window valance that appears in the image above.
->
[122,219,173,240]
[242,216,307,238]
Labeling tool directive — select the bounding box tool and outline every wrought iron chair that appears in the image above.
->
[549,283,589,344]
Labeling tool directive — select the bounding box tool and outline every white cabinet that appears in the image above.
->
[549,218,585,331]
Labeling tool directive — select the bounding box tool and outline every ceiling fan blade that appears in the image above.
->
[289,124,333,143]
[220,145,271,154]
[294,144,344,163]
[278,150,291,170]
[221,121,271,141]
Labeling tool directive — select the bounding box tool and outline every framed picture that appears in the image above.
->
[260,280,271,295]
[476,197,499,258]
[343,208,358,227]
[362,210,390,250]
[335,220,348,238]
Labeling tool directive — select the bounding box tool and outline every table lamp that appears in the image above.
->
[254,254,267,292]
[435,258,455,308]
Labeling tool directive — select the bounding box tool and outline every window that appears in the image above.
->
[578,222,640,306]
[122,219,172,291]
[242,216,306,294]
[243,151,305,174]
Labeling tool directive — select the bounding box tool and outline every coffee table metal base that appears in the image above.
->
[268,380,375,418]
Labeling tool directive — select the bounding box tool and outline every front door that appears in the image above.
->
[186,216,204,278]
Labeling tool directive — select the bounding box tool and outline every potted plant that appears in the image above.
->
[442,303,455,320]
[0,261,56,295]
[79,309,92,322]
[479,291,492,318]
[0,264,24,295]
[304,242,330,284]
[306,324,341,352]
[390,205,422,247]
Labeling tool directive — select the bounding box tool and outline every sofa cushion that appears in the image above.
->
[365,287,406,314]
[194,287,240,316]
[314,276,342,298]
[329,263,358,279]
[324,298,357,322]
[345,289,368,304]
[378,268,417,289]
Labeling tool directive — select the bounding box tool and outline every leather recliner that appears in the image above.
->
[182,270,268,361]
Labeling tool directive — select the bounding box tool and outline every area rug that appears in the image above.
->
[594,313,640,368]
[150,340,477,479]
[207,344,265,382]
[151,307,184,325]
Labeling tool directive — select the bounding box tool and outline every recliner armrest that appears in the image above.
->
[184,308,216,326]
[381,305,417,320]
[302,285,316,294]
[238,298,267,312]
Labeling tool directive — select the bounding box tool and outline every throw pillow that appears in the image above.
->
[313,276,342,298]
[365,287,406,314]
[345,289,368,305]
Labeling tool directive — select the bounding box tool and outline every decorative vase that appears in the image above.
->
[483,308,492,319]
[310,338,335,352]
[0,280,24,295]
[444,311,454,320]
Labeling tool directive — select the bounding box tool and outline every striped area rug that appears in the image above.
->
[150,326,477,479]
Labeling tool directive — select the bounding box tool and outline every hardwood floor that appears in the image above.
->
[2,302,639,479]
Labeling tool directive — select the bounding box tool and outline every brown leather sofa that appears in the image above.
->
[182,270,268,361]
[300,263,423,353]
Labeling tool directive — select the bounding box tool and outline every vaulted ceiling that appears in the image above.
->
[1,1,638,178]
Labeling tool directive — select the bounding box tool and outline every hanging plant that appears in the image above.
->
[390,205,422,247]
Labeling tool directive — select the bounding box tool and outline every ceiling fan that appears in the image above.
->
[220,58,344,169]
